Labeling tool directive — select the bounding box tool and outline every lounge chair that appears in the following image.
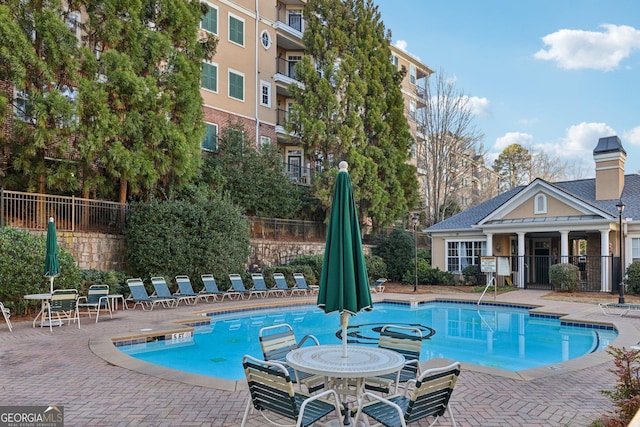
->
[365,325,423,394]
[259,323,324,393]
[0,301,12,332]
[229,274,265,299]
[175,275,207,304]
[151,277,195,306]
[126,278,173,311]
[251,273,285,297]
[77,284,112,323]
[200,274,232,302]
[291,273,318,296]
[353,362,461,427]
[241,354,344,427]
[370,278,388,293]
[272,273,293,296]
[599,302,640,317]
[43,289,80,331]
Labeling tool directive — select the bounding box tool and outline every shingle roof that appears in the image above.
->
[426,174,640,232]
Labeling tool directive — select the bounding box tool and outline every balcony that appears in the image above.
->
[275,7,305,50]
[274,56,304,96]
[283,162,312,186]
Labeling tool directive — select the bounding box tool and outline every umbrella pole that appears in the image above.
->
[341,312,349,358]
[49,276,54,295]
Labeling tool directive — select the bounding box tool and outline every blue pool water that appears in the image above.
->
[118,301,617,380]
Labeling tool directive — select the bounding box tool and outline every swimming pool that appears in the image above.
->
[117,301,617,380]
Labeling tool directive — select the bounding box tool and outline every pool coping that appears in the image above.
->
[88,294,635,389]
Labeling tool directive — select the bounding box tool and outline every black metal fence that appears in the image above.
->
[508,255,614,293]
[0,189,127,234]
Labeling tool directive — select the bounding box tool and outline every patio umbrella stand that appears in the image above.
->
[317,161,373,357]
[43,217,62,327]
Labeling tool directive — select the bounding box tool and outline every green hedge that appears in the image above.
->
[125,198,250,291]
[0,227,81,315]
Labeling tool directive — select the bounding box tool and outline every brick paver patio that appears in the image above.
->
[0,289,636,426]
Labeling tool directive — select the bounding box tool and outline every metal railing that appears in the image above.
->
[276,56,300,80]
[249,216,326,242]
[0,189,128,234]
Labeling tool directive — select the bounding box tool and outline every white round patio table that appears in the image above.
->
[23,293,54,328]
[286,344,405,426]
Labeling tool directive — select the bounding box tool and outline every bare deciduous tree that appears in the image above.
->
[416,69,485,226]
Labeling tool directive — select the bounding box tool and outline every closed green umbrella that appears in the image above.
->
[317,162,372,357]
[44,217,60,294]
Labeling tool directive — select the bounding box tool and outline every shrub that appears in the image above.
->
[549,263,580,292]
[373,228,414,281]
[80,269,128,296]
[365,255,387,282]
[288,254,324,279]
[599,347,640,426]
[626,261,640,295]
[125,198,250,285]
[462,264,481,285]
[0,227,81,315]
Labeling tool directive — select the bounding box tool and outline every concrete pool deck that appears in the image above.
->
[1,288,638,426]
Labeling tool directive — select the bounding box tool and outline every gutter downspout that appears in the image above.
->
[255,0,260,147]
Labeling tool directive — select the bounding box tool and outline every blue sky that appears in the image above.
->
[374,0,640,179]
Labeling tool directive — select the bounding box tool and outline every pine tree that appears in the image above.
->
[287,0,417,229]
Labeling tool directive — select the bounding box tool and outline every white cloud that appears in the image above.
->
[623,126,640,146]
[494,132,534,151]
[393,40,408,51]
[533,24,640,71]
[464,96,491,117]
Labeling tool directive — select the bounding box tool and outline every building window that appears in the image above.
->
[390,54,399,69]
[410,64,416,84]
[260,81,271,107]
[446,241,486,273]
[260,30,271,49]
[288,9,303,32]
[409,100,416,120]
[201,123,218,151]
[260,136,271,146]
[65,12,81,42]
[632,237,640,262]
[14,88,31,122]
[202,62,217,92]
[228,69,244,101]
[229,14,244,46]
[201,4,218,34]
[534,194,547,214]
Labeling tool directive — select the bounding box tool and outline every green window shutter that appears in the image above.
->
[229,72,244,100]
[202,6,217,33]
[229,16,244,45]
[202,124,218,151]
[202,63,217,91]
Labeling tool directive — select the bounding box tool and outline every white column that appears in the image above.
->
[486,233,493,256]
[560,231,569,263]
[600,229,611,292]
[517,232,526,288]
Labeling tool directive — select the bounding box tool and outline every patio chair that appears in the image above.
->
[241,354,344,427]
[200,274,232,302]
[42,289,80,331]
[272,273,293,296]
[370,278,388,293]
[259,323,325,393]
[229,274,265,299]
[291,273,318,296]
[353,362,461,427]
[365,325,423,394]
[175,275,207,304]
[126,278,173,311]
[151,277,195,306]
[0,301,12,332]
[77,284,112,323]
[252,273,286,297]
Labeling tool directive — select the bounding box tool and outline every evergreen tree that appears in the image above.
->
[493,143,532,191]
[287,0,417,230]
[0,0,217,202]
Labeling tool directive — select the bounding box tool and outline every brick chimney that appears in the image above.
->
[593,136,626,200]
